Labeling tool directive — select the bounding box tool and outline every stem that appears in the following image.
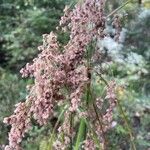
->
[106,0,132,18]
[93,103,107,150]
[116,99,136,150]
[96,71,109,87]
[74,118,87,150]
[70,113,73,150]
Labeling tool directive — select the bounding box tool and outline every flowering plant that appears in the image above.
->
[3,0,136,150]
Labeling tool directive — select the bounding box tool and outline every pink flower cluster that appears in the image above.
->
[83,138,96,150]
[4,103,31,150]
[3,0,120,149]
[103,81,117,131]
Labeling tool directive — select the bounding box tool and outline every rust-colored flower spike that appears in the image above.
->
[3,0,120,149]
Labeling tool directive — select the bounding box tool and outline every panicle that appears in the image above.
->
[3,0,119,149]
[4,102,31,150]
[103,81,117,131]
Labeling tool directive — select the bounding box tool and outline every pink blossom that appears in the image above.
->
[3,0,120,149]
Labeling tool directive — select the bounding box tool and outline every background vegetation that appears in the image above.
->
[0,0,149,149]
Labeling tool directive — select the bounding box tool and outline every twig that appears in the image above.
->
[95,71,109,87]
[106,0,132,18]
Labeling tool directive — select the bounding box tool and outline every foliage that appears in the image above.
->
[0,0,66,71]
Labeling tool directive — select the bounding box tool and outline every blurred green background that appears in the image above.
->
[0,0,149,149]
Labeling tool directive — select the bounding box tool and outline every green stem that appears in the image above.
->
[74,118,87,150]
[116,99,136,150]
[70,113,74,150]
[106,0,132,18]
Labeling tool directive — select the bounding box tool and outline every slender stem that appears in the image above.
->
[96,71,109,87]
[93,103,107,150]
[106,0,132,18]
[116,99,136,150]
[70,112,73,150]
[74,118,87,150]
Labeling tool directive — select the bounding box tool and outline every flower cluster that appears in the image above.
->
[83,138,96,150]
[3,0,120,149]
[103,81,117,131]
[4,103,31,150]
